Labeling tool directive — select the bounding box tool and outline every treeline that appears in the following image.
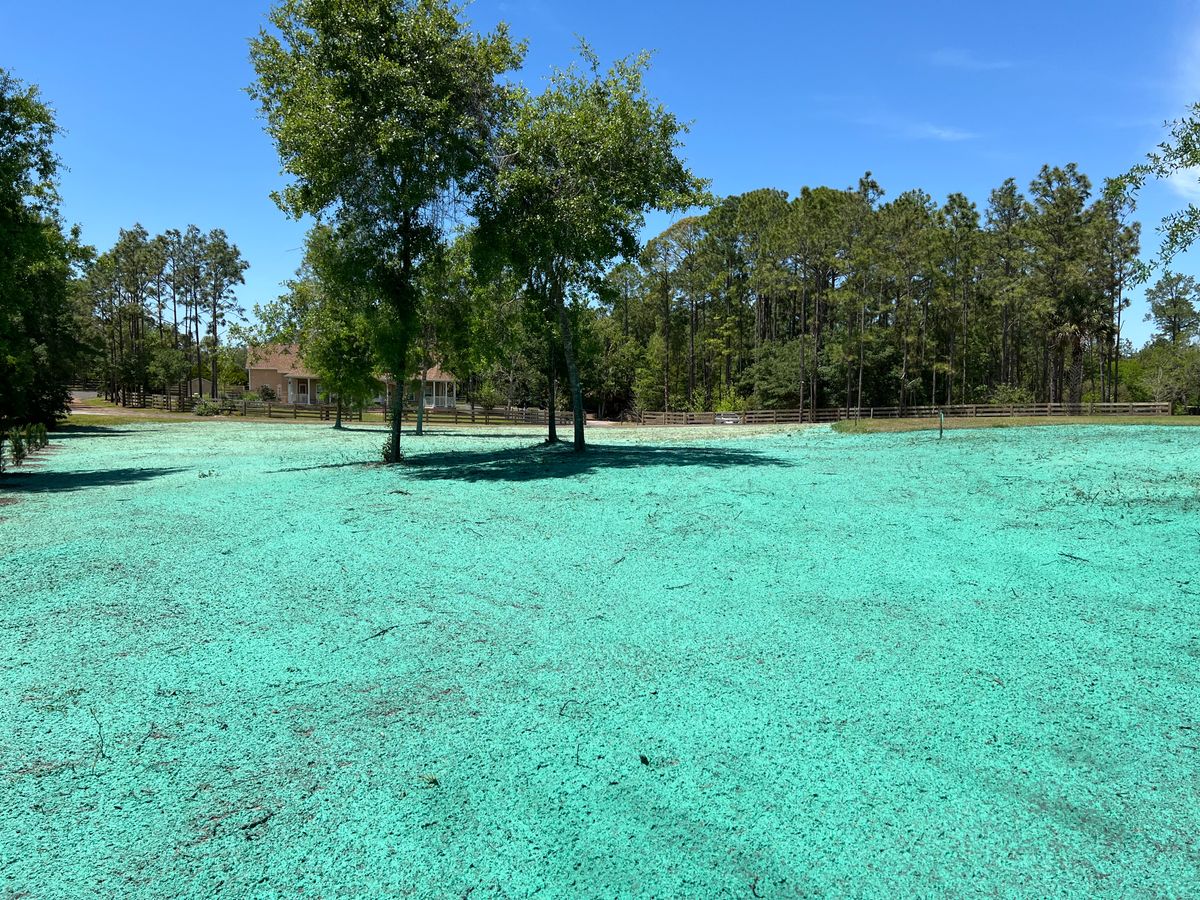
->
[248,0,1200,454]
[427,165,1200,418]
[580,166,1145,414]
[77,225,249,402]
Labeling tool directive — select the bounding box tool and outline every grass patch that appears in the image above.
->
[832,414,1200,434]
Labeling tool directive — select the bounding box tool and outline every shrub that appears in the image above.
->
[989,384,1035,405]
[24,423,48,450]
[9,430,26,467]
[474,382,503,411]
[194,400,222,417]
[257,385,278,402]
[713,395,750,413]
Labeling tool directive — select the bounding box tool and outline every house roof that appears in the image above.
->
[247,343,316,379]
[418,363,455,383]
[246,343,456,383]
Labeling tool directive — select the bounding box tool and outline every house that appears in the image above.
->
[406,363,458,409]
[247,343,458,408]
[247,344,321,404]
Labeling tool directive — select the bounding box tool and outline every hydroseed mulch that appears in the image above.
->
[2,421,1198,897]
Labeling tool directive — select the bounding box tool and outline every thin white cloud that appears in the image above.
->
[1166,167,1200,200]
[907,123,978,142]
[1174,18,1200,106]
[853,113,978,142]
[927,48,1016,72]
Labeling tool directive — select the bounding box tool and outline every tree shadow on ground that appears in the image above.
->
[414,430,559,440]
[402,442,790,483]
[0,467,184,493]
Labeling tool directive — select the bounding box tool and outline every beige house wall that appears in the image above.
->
[248,367,287,400]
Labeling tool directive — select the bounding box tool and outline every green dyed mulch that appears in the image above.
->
[2,421,1198,897]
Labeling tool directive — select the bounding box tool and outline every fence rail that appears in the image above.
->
[639,402,1171,426]
[373,405,573,426]
[124,394,570,426]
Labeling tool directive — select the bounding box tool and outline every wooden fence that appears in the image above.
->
[133,394,360,419]
[374,405,574,426]
[127,394,570,426]
[639,402,1171,426]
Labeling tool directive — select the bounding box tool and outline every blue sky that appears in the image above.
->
[3,0,1199,344]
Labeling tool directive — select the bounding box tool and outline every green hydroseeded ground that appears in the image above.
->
[2,421,1199,897]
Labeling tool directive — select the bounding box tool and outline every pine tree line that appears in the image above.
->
[582,166,1146,414]
[79,225,248,403]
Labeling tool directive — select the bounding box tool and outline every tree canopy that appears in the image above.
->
[0,69,86,456]
[475,46,707,449]
[249,0,524,460]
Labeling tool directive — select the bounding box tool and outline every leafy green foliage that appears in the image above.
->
[1121,104,1200,264]
[475,44,708,448]
[1145,272,1200,345]
[249,0,523,459]
[0,70,87,440]
[587,163,1145,416]
[79,224,247,402]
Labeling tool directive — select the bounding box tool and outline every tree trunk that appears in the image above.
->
[1068,334,1084,412]
[856,301,865,417]
[388,383,403,462]
[688,295,696,406]
[555,279,586,452]
[416,377,426,436]
[194,306,202,400]
[334,397,343,430]
[1114,299,1123,401]
[546,331,558,444]
[210,299,219,399]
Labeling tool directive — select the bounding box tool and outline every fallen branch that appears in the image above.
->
[89,707,109,772]
[241,810,274,837]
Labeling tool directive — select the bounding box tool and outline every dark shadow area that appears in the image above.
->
[336,427,548,440]
[403,442,791,483]
[0,466,184,494]
[412,430,558,440]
